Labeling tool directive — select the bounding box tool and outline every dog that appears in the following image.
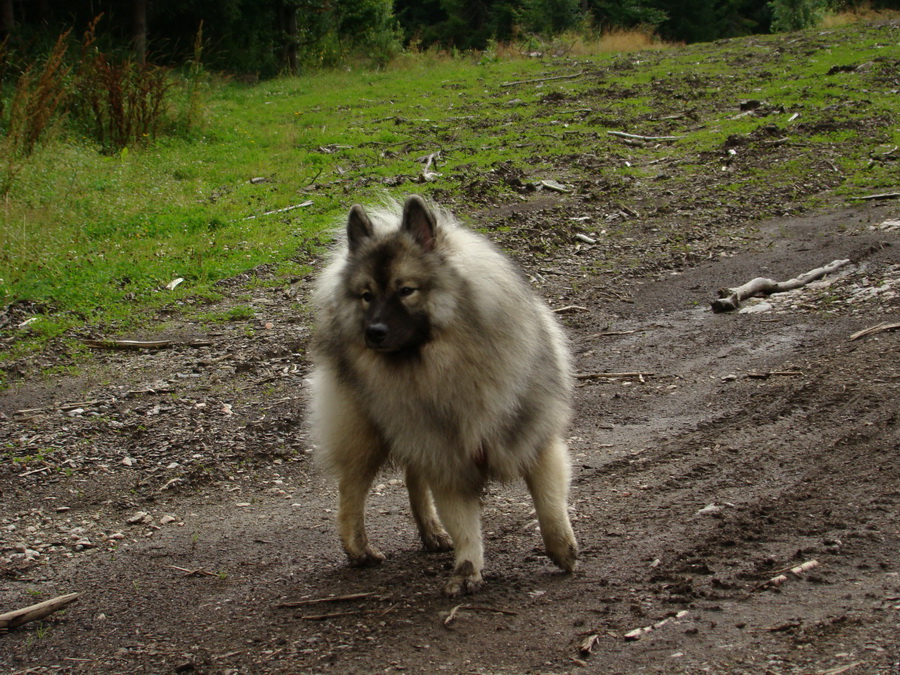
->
[308,195,577,596]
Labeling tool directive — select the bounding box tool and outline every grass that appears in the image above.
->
[1,20,897,381]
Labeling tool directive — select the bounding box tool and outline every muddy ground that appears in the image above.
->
[2,23,900,675]
[2,197,898,674]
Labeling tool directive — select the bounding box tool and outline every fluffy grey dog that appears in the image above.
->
[309,195,577,596]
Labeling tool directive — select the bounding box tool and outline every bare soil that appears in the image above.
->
[2,24,900,675]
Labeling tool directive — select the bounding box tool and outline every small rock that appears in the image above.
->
[739,301,773,314]
[697,503,722,516]
[126,511,149,525]
[159,515,177,525]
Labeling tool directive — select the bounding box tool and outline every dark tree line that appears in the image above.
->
[0,0,895,75]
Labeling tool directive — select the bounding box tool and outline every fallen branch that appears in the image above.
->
[623,610,690,641]
[747,370,803,379]
[849,321,900,341]
[0,593,81,631]
[276,592,378,608]
[576,371,654,380]
[711,259,851,312]
[167,565,220,578]
[500,71,583,88]
[854,191,900,201]
[607,130,685,142]
[443,603,518,626]
[83,339,212,350]
[244,201,313,220]
[300,604,396,621]
[747,559,820,595]
[553,305,588,314]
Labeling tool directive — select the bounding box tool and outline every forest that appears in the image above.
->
[1,0,895,76]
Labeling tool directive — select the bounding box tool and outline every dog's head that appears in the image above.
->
[343,196,440,354]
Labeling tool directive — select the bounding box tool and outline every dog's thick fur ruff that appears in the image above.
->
[309,195,577,596]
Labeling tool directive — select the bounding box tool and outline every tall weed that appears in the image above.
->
[1,32,71,194]
[70,17,172,154]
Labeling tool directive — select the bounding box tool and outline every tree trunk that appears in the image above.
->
[133,0,148,65]
[0,0,14,41]
[280,1,299,75]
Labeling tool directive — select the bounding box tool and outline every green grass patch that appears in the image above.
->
[1,20,897,376]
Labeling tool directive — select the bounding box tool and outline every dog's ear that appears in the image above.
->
[347,205,373,253]
[401,195,437,252]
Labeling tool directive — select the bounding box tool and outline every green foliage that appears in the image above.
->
[769,0,828,31]
[1,32,71,194]
[0,20,895,369]
[518,0,584,36]
[69,17,174,154]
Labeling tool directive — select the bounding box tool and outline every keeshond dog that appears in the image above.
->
[308,195,577,596]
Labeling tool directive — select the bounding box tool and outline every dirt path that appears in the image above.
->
[1,196,898,674]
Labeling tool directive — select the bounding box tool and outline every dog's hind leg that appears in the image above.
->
[524,437,578,573]
[405,467,453,552]
[431,486,484,596]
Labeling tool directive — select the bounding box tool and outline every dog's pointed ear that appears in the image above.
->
[401,195,437,252]
[347,205,373,253]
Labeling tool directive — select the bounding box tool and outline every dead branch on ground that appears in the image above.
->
[443,604,518,626]
[607,130,685,142]
[83,339,212,350]
[711,259,850,312]
[0,593,81,631]
[576,371,654,381]
[276,592,378,608]
[849,322,900,341]
[500,72,583,88]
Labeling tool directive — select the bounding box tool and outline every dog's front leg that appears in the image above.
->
[431,486,484,596]
[337,465,385,567]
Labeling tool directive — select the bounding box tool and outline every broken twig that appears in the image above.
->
[854,191,900,201]
[849,322,900,341]
[0,593,81,631]
[500,71,583,88]
[607,130,685,142]
[575,371,654,381]
[443,604,518,626]
[244,201,313,220]
[276,592,378,608]
[83,339,212,350]
[711,259,851,312]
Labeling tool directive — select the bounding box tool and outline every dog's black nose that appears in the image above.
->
[365,323,389,346]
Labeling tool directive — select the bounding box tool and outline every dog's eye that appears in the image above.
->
[360,291,374,303]
[398,286,416,297]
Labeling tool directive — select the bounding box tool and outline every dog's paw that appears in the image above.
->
[422,530,453,553]
[547,540,578,573]
[442,560,483,597]
[347,545,385,567]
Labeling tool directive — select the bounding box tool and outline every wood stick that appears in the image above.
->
[443,603,518,626]
[83,339,212,350]
[575,371,654,380]
[711,259,850,312]
[855,191,900,200]
[608,130,685,141]
[244,201,313,219]
[500,71,583,87]
[849,322,900,341]
[301,604,396,621]
[0,593,81,631]
[276,592,378,608]
[167,565,220,578]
